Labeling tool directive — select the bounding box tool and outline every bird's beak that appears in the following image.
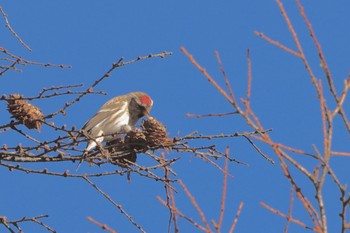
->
[143,110,151,118]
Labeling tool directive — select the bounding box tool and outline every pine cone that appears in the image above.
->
[124,128,148,151]
[141,117,171,146]
[7,94,44,132]
[107,118,171,167]
[107,129,147,167]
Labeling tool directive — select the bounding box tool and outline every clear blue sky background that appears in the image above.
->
[0,1,349,232]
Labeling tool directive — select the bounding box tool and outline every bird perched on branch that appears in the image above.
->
[82,91,153,151]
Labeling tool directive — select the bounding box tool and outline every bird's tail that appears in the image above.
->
[76,151,87,171]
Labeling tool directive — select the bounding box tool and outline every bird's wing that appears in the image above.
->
[82,100,128,134]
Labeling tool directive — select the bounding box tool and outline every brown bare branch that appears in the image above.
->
[185,112,238,118]
[87,217,118,233]
[1,215,55,233]
[228,202,244,233]
[216,148,230,230]
[83,176,146,233]
[260,202,314,231]
[0,7,31,51]
[254,31,301,58]
[178,179,212,232]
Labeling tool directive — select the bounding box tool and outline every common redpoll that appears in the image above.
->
[82,91,153,151]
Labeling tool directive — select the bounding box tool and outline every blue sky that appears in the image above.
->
[1,1,349,232]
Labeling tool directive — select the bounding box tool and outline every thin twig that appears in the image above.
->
[0,48,71,69]
[83,176,146,233]
[215,50,236,102]
[0,7,31,51]
[254,31,301,58]
[178,179,212,233]
[295,0,336,99]
[181,47,234,106]
[5,215,55,233]
[284,188,295,233]
[260,202,314,231]
[185,112,238,118]
[243,135,274,164]
[229,202,244,233]
[161,152,179,233]
[216,147,230,230]
[157,196,208,232]
[87,216,118,233]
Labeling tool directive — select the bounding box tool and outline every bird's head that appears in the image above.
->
[130,92,153,118]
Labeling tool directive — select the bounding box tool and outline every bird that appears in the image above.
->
[82,91,153,151]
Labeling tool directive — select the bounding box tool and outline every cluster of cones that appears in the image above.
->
[108,117,172,166]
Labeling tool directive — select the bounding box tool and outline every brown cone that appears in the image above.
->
[107,129,148,167]
[107,118,171,167]
[141,117,171,146]
[124,128,148,151]
[7,94,44,132]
